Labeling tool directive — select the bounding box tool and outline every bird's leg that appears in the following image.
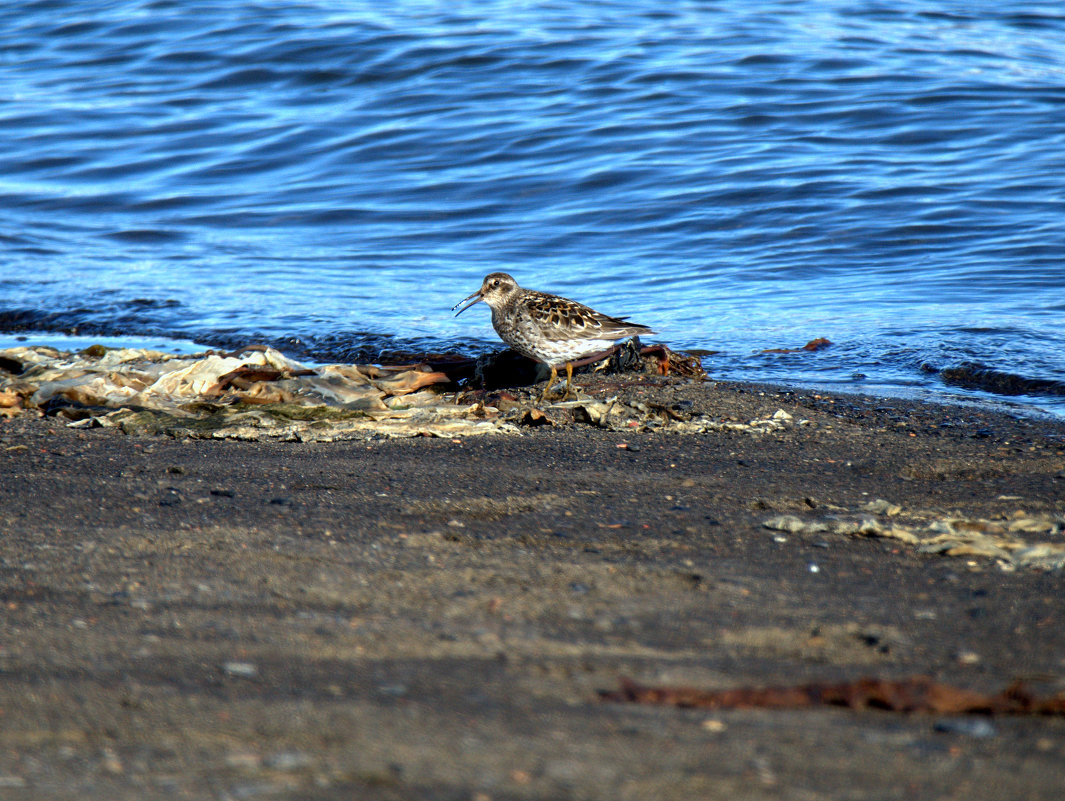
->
[538,365,559,404]
[561,362,575,401]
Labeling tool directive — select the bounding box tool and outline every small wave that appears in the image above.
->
[939,362,1065,398]
[105,229,188,244]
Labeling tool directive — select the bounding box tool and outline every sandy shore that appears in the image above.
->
[1,374,1064,800]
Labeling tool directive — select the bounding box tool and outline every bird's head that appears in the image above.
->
[452,272,520,315]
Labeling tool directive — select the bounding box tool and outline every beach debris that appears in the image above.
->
[917,518,1065,570]
[521,408,552,427]
[525,398,797,435]
[762,515,823,535]
[0,342,801,439]
[746,409,795,432]
[763,503,1065,571]
[0,345,508,440]
[0,389,20,418]
[861,498,903,516]
[760,337,833,355]
[600,676,1065,716]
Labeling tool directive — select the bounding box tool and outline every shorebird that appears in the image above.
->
[453,272,655,401]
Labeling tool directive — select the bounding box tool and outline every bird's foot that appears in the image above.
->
[537,383,561,404]
[537,364,579,404]
[538,381,578,404]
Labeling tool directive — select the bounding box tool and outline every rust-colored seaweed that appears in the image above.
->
[760,337,834,355]
[212,365,317,392]
[600,676,1065,716]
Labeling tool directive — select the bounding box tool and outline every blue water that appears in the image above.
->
[3,1,1065,416]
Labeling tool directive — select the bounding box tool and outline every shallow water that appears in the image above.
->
[2,1,1064,416]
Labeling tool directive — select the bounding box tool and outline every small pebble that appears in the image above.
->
[100,748,124,775]
[933,718,997,738]
[222,661,258,678]
[264,750,312,771]
[225,752,262,770]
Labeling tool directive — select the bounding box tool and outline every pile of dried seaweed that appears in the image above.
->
[0,342,721,440]
[763,502,1065,572]
[0,344,505,439]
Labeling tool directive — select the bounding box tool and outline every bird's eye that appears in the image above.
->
[491,279,499,287]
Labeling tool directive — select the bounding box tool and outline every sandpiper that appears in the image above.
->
[452,272,655,401]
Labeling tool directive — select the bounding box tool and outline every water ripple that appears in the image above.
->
[1,0,1064,415]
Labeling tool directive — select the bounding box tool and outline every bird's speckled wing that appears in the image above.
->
[522,292,655,342]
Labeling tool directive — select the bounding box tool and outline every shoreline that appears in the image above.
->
[1,371,1064,798]
[3,331,1064,423]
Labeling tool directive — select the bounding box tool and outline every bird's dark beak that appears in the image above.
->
[452,289,484,316]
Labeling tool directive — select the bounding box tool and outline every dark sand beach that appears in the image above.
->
[1,374,1064,799]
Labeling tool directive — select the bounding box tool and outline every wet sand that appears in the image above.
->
[1,375,1064,800]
